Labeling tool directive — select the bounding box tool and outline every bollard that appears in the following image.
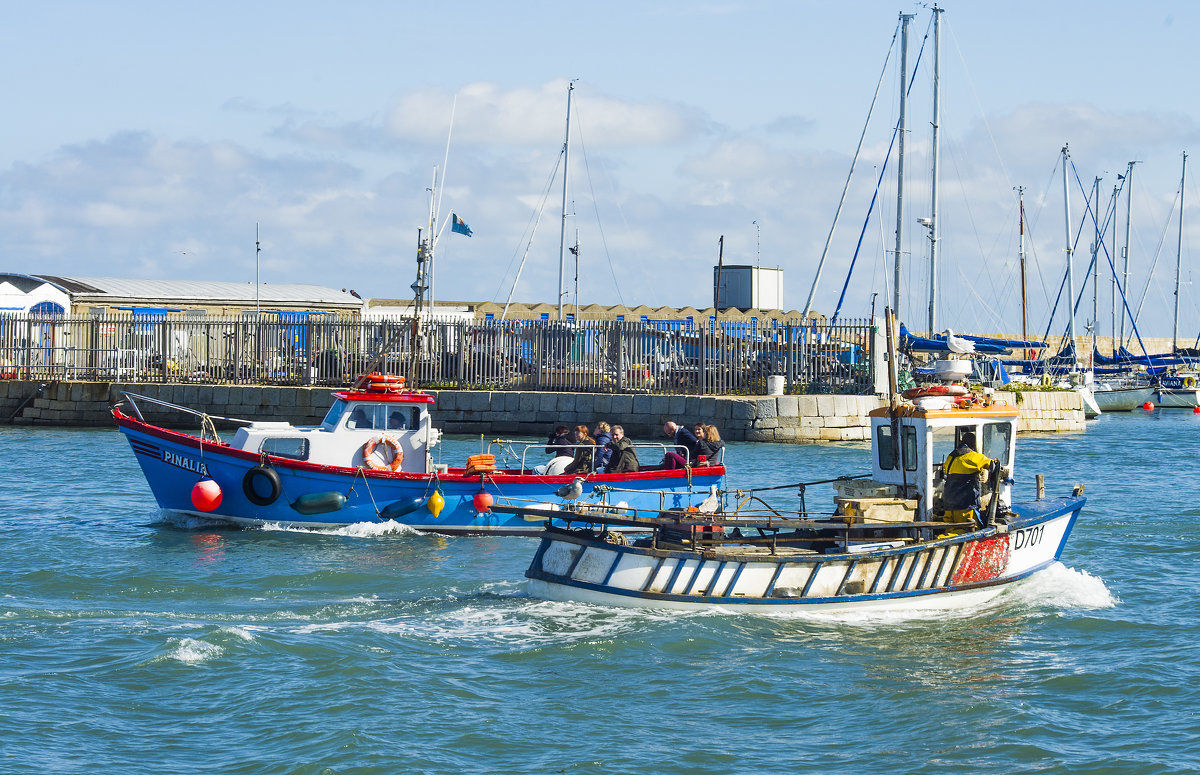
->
[1036,474,1045,501]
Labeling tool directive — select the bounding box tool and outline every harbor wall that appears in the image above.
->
[1,381,1086,439]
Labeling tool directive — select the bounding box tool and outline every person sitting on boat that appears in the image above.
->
[661,421,700,468]
[533,424,574,475]
[544,424,572,456]
[604,425,639,473]
[941,431,995,525]
[592,421,613,470]
[695,423,724,465]
[387,409,408,430]
[348,406,373,430]
[564,425,598,475]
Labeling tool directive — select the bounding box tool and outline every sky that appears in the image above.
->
[3,0,1200,342]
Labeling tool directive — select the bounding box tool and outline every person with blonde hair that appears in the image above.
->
[592,421,613,470]
[696,424,724,464]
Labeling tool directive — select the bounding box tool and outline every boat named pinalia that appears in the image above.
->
[112,375,724,534]
[522,389,1084,611]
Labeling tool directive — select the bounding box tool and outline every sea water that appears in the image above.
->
[1,410,1197,774]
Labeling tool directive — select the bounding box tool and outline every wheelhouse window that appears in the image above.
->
[321,399,347,431]
[877,424,917,471]
[876,424,896,470]
[902,426,917,471]
[983,422,1013,467]
[344,403,420,431]
[261,437,309,460]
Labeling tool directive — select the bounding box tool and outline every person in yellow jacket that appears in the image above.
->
[941,431,995,525]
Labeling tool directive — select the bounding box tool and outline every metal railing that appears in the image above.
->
[0,313,879,395]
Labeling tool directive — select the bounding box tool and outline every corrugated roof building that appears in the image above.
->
[1,274,364,317]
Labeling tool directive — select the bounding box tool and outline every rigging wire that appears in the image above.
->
[832,26,930,324]
[569,101,626,307]
[802,16,901,318]
[495,152,564,316]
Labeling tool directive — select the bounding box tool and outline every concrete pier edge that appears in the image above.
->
[0,381,1086,440]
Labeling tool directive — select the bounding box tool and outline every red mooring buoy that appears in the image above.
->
[1142,402,1155,411]
[191,478,223,512]
[473,490,494,513]
[1193,406,1200,414]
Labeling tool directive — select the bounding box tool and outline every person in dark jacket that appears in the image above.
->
[694,423,725,464]
[592,421,613,470]
[604,425,639,473]
[564,425,597,475]
[533,424,573,474]
[662,421,700,468]
[544,424,572,456]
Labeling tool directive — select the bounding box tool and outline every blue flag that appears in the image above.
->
[451,213,472,237]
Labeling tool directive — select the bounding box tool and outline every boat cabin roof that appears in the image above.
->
[331,389,435,404]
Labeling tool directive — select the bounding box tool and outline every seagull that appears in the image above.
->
[696,484,720,514]
[556,476,585,502]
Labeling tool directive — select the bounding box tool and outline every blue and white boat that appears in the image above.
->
[113,377,724,534]
[524,390,1084,611]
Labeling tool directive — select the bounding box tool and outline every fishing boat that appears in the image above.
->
[111,376,724,534]
[523,380,1084,611]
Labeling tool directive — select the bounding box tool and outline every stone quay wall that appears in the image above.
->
[1,381,1085,440]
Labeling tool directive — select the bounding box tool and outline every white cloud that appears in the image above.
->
[387,80,706,148]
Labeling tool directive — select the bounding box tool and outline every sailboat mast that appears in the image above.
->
[1111,181,1119,352]
[927,5,942,335]
[557,81,575,321]
[1062,144,1077,363]
[1092,175,1101,365]
[893,12,914,324]
[1120,161,1135,348]
[1018,187,1029,359]
[1174,151,1187,350]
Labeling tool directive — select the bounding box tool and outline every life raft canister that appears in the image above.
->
[362,434,404,471]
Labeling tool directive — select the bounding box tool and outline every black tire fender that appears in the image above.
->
[243,465,282,506]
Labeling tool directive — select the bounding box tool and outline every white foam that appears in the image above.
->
[1006,562,1117,610]
[171,638,222,663]
[256,520,420,537]
[221,626,257,641]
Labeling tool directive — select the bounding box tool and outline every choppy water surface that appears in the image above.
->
[2,410,1198,774]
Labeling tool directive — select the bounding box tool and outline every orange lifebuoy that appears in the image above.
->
[366,372,405,384]
[362,434,404,472]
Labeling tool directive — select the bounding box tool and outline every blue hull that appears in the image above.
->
[115,414,724,534]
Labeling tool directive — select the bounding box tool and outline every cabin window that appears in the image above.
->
[877,425,918,471]
[386,407,419,430]
[876,425,897,470]
[983,422,1013,466]
[902,426,918,471]
[932,426,962,467]
[261,437,309,460]
[321,399,347,431]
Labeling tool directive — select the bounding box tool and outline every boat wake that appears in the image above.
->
[256,520,421,538]
[1003,561,1117,610]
